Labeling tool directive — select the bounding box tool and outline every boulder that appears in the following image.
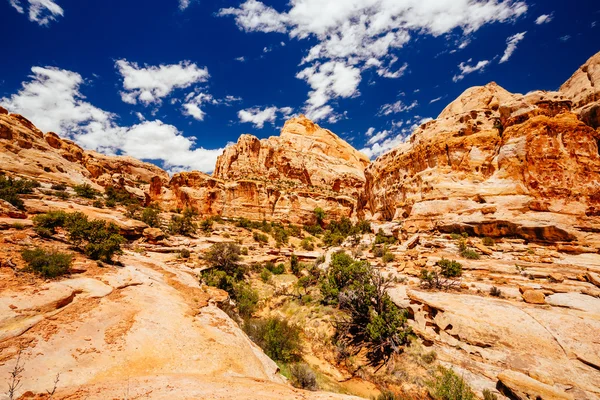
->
[522,290,546,304]
[143,227,165,241]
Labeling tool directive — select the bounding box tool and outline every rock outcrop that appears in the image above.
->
[361,52,600,246]
[151,115,370,223]
[0,112,169,198]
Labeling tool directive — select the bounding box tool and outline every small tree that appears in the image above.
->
[141,207,161,228]
[168,208,197,236]
[290,254,300,276]
[21,248,72,278]
[420,258,463,290]
[314,207,326,226]
[73,183,98,199]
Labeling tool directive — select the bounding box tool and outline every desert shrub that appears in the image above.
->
[482,389,498,400]
[322,231,345,246]
[422,350,437,364]
[199,218,213,233]
[290,363,318,391]
[314,207,326,225]
[51,183,67,191]
[375,391,404,400]
[140,207,161,228]
[382,252,395,263]
[73,183,98,199]
[482,237,495,247]
[427,366,476,400]
[21,248,72,278]
[104,185,139,206]
[290,254,300,276]
[65,214,125,262]
[168,208,196,236]
[260,268,272,283]
[461,249,480,260]
[272,226,289,245]
[0,175,40,210]
[105,198,116,208]
[287,224,302,238]
[449,233,462,240]
[420,259,463,290]
[300,238,315,251]
[321,252,412,363]
[372,245,386,257]
[92,199,104,208]
[355,219,372,234]
[375,229,397,245]
[33,210,68,237]
[204,242,243,279]
[53,190,70,200]
[244,318,302,363]
[264,261,285,275]
[489,286,502,297]
[253,231,269,243]
[240,246,249,255]
[233,282,259,317]
[180,249,191,259]
[13,223,25,230]
[303,224,323,236]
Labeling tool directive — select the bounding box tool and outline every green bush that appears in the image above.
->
[482,389,498,400]
[260,268,272,283]
[382,252,395,263]
[375,229,397,245]
[92,199,104,208]
[199,218,213,233]
[253,231,269,243]
[243,318,302,363]
[314,207,326,225]
[482,237,495,247]
[290,254,300,276]
[0,175,40,210]
[180,249,191,259]
[420,259,463,290]
[168,208,196,236]
[240,246,249,255]
[303,224,323,236]
[104,185,139,206]
[272,226,289,246]
[33,211,68,236]
[204,242,243,279]
[290,363,318,391]
[264,261,285,275]
[140,207,161,228]
[427,366,476,400]
[301,238,315,251]
[460,249,480,260]
[21,248,72,278]
[234,282,259,317]
[105,198,116,208]
[51,183,67,191]
[73,183,98,199]
[489,286,502,297]
[372,245,385,257]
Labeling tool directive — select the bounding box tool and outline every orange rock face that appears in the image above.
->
[361,55,600,244]
[0,112,169,196]
[155,115,370,223]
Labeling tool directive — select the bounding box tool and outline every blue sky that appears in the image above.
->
[1,0,598,173]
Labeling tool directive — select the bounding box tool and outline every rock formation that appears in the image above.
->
[150,115,369,223]
[362,52,600,247]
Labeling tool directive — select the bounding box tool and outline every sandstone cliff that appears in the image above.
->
[0,108,169,199]
[150,115,369,223]
[362,52,600,246]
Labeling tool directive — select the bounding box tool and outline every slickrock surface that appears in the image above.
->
[0,224,360,400]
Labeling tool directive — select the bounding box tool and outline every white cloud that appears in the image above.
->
[179,0,197,10]
[235,56,246,62]
[535,14,553,25]
[378,100,418,116]
[366,129,389,145]
[559,35,571,42]
[296,61,361,122]
[0,66,223,173]
[182,92,216,121]
[217,0,288,33]
[452,59,490,82]
[360,117,432,158]
[9,0,64,25]
[220,0,528,121]
[429,96,443,104]
[116,60,209,106]
[238,106,294,128]
[499,31,526,63]
[365,127,376,137]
